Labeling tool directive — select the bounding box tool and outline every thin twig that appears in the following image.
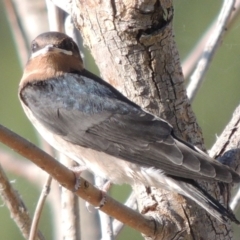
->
[0,150,63,236]
[3,0,29,66]
[230,187,240,211]
[0,150,62,236]
[182,0,240,79]
[95,176,113,240]
[60,154,81,240]
[65,15,78,42]
[0,124,157,237]
[51,0,71,14]
[187,0,236,102]
[29,175,52,240]
[0,162,45,240]
[45,0,65,32]
[208,104,240,212]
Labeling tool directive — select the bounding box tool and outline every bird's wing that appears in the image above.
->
[20,70,240,183]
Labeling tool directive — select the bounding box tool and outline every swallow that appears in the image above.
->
[19,31,240,224]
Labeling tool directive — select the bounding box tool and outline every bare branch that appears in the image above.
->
[95,176,113,240]
[3,0,29,66]
[231,187,240,211]
[11,0,48,40]
[0,124,158,237]
[29,175,52,240]
[209,104,240,212]
[0,150,62,239]
[209,104,240,159]
[51,0,71,14]
[0,163,45,240]
[45,0,65,32]
[182,0,240,79]
[60,154,81,240]
[187,0,236,102]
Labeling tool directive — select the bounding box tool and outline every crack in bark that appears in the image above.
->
[170,229,186,240]
[216,119,240,158]
[182,205,196,240]
[110,0,117,17]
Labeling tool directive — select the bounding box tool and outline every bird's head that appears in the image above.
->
[20,32,83,89]
[30,32,81,60]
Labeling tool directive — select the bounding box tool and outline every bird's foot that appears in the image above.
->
[85,180,112,211]
[70,165,88,191]
[96,180,112,209]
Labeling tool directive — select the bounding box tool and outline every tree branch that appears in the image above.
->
[0,162,45,240]
[29,175,52,240]
[0,124,158,238]
[182,0,240,79]
[187,0,236,102]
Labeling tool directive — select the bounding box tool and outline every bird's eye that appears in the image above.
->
[69,41,75,50]
[31,42,38,52]
[61,39,75,51]
[68,41,74,50]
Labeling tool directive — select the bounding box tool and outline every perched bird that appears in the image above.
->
[19,31,240,224]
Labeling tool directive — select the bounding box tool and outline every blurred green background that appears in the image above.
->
[0,0,240,239]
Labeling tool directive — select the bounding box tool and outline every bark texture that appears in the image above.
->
[55,0,239,239]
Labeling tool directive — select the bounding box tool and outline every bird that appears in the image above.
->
[19,31,240,224]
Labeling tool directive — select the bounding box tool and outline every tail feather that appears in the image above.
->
[172,178,240,224]
[173,134,240,184]
[143,168,240,224]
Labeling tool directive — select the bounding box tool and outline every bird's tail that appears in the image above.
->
[171,177,240,224]
[142,168,240,223]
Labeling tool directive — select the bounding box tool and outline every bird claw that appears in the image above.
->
[95,180,111,209]
[96,191,108,209]
[84,181,111,211]
[70,165,87,191]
